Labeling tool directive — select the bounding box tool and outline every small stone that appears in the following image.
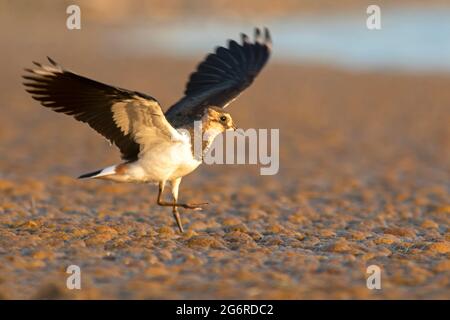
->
[158,249,173,261]
[262,235,284,246]
[265,223,284,234]
[95,225,118,236]
[428,242,450,254]
[71,228,90,238]
[326,240,352,253]
[181,229,198,239]
[319,229,336,238]
[157,226,175,236]
[374,234,399,245]
[288,213,307,224]
[222,217,242,226]
[348,231,368,240]
[85,233,115,246]
[28,260,46,269]
[32,251,54,260]
[383,227,416,238]
[224,231,256,248]
[144,266,169,277]
[189,221,208,231]
[436,206,450,214]
[224,223,249,233]
[421,219,439,229]
[433,260,450,272]
[247,209,267,221]
[248,230,263,241]
[361,252,377,261]
[186,235,224,249]
[18,220,40,229]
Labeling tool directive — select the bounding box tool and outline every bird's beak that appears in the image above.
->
[231,123,244,136]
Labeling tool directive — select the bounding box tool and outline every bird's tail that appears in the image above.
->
[78,165,117,179]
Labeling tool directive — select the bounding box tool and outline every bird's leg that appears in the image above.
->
[155,179,208,233]
[157,180,182,232]
[170,178,184,233]
[172,204,183,233]
[156,181,208,210]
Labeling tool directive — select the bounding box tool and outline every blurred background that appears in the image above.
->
[1,0,449,177]
[4,0,450,70]
[0,0,449,299]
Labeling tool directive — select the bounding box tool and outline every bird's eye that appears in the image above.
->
[220,116,227,122]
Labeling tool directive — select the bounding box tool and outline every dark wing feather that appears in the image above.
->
[165,27,271,126]
[23,57,166,161]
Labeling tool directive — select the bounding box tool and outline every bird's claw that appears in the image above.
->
[182,202,209,210]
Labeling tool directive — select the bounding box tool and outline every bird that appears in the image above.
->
[23,27,272,233]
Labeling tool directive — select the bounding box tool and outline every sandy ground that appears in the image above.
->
[0,7,449,299]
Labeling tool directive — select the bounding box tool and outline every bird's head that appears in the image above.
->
[201,107,237,133]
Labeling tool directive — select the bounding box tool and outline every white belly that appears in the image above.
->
[127,141,201,182]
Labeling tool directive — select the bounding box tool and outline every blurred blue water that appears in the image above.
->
[112,7,450,73]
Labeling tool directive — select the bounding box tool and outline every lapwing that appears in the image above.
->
[23,27,272,232]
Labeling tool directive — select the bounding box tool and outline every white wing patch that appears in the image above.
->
[111,96,185,153]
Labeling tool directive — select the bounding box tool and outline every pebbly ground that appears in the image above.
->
[0,11,449,299]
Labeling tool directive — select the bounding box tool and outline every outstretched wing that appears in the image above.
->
[165,27,272,126]
[23,58,180,161]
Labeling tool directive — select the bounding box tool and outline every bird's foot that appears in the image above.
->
[181,202,208,210]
